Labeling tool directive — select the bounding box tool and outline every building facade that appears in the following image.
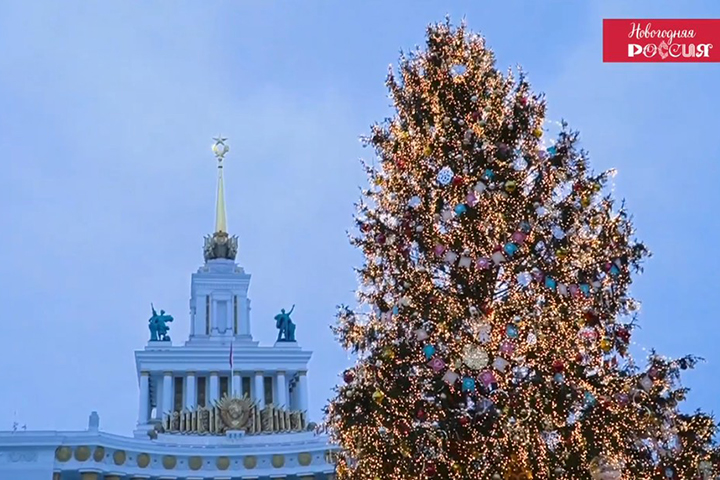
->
[0,138,338,480]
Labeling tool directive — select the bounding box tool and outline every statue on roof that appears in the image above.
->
[274,305,296,342]
[149,304,174,342]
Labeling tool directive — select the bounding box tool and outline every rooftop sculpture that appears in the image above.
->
[148,304,173,342]
[274,305,296,342]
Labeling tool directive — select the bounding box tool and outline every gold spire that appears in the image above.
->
[212,136,229,233]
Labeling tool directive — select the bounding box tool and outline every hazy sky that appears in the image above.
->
[1,1,719,436]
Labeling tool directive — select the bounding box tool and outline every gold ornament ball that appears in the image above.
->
[600,338,613,352]
[372,390,385,403]
[463,344,489,369]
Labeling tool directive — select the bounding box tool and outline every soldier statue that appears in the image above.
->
[274,305,296,342]
[149,304,174,341]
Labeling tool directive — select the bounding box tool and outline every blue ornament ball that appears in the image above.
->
[462,377,476,392]
[504,242,519,256]
[423,345,436,359]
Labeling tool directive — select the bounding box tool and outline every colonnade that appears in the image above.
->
[137,370,308,425]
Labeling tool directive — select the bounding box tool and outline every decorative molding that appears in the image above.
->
[298,452,312,466]
[160,395,307,436]
[272,454,285,468]
[0,450,38,463]
[74,445,91,461]
[55,446,71,462]
[243,455,257,469]
[136,452,150,468]
[162,455,177,469]
[216,456,230,470]
[188,455,202,470]
[113,449,126,465]
[93,446,105,462]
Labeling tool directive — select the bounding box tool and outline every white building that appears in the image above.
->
[0,138,338,480]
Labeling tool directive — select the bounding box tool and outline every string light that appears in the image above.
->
[325,19,718,479]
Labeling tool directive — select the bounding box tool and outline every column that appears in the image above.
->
[185,372,197,409]
[233,371,241,397]
[288,377,298,410]
[254,371,265,408]
[275,371,287,408]
[155,374,163,419]
[162,371,173,414]
[297,371,308,412]
[209,372,220,404]
[53,473,61,480]
[138,371,150,424]
[104,476,121,480]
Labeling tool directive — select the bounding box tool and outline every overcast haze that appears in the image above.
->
[1,1,719,436]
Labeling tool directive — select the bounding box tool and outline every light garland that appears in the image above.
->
[325,19,719,480]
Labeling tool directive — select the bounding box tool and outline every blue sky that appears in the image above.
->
[0,1,719,436]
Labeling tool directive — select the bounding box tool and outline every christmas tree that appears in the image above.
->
[325,20,719,480]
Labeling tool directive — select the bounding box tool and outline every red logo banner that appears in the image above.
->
[603,19,720,62]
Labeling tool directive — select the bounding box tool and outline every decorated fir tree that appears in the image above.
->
[325,20,719,480]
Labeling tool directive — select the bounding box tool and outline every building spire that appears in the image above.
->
[203,136,238,262]
[212,136,229,233]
